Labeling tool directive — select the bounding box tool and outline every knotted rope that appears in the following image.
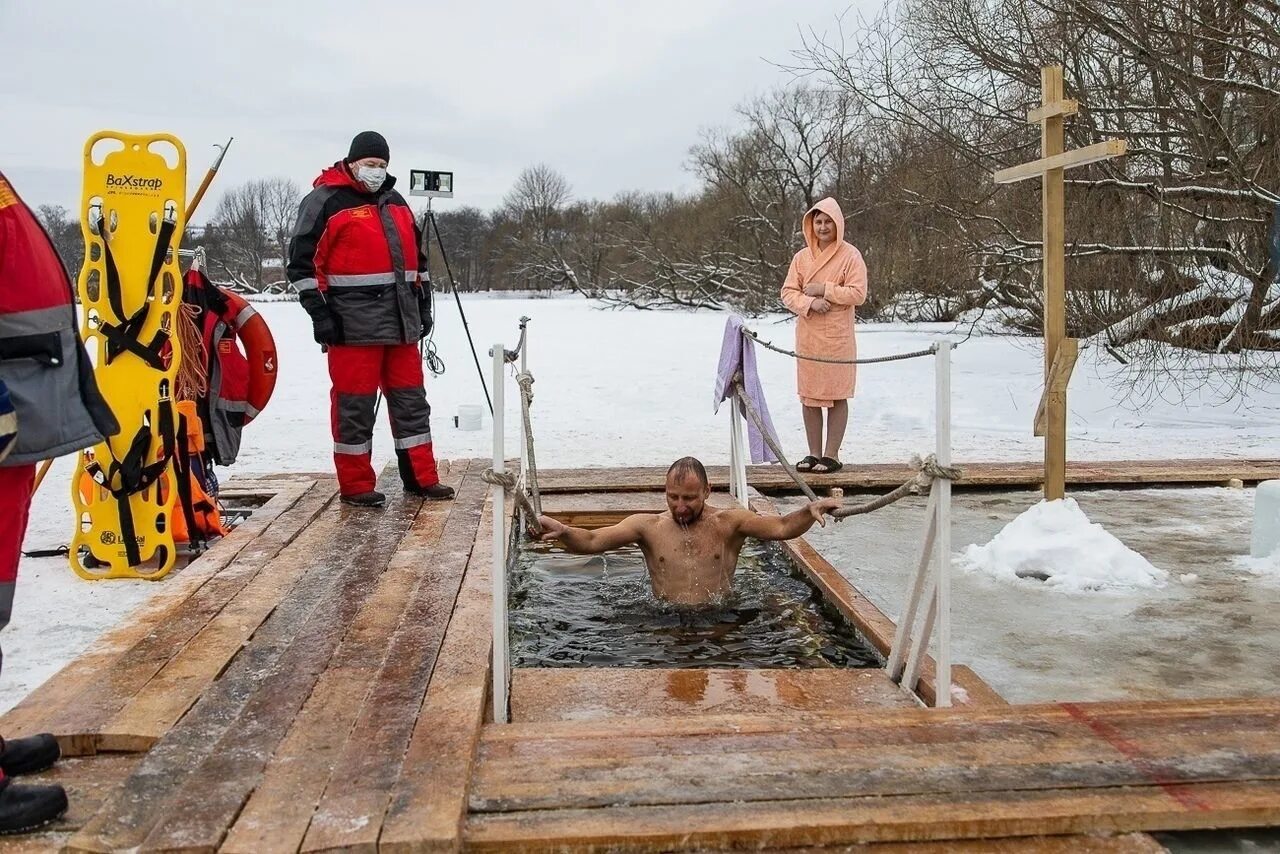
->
[729,374,962,520]
[481,467,542,535]
[515,370,542,520]
[830,454,962,519]
[481,354,544,535]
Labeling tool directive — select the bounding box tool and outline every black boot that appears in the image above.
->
[0,735,59,777]
[340,490,386,508]
[405,483,455,501]
[0,781,68,835]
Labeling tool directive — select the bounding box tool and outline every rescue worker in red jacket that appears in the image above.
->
[0,170,119,832]
[288,132,454,506]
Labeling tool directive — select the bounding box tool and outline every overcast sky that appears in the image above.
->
[1,1,870,224]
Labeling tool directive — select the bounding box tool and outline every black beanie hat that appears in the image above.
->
[347,131,390,163]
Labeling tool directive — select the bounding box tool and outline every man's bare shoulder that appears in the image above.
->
[618,512,661,533]
[707,506,757,528]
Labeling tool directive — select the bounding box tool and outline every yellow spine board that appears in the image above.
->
[71,132,187,580]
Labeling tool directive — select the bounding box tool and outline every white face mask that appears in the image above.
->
[356,165,386,192]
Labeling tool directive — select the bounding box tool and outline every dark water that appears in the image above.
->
[509,539,882,668]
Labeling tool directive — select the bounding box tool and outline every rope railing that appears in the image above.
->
[729,376,819,503]
[729,375,962,518]
[742,327,938,365]
[728,336,957,707]
[484,318,544,536]
[830,454,962,519]
[515,369,543,527]
[481,467,542,534]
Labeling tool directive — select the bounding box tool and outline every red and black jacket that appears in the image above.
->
[287,163,429,345]
[0,170,118,466]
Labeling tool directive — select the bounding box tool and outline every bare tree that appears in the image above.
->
[683,86,869,312]
[36,204,84,280]
[792,0,1280,374]
[426,206,496,291]
[503,164,572,245]
[260,177,302,274]
[208,178,301,292]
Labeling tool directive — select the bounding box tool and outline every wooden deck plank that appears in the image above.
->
[698,835,1167,853]
[477,697,1280,743]
[535,458,1280,494]
[133,482,431,854]
[509,668,917,723]
[65,476,420,854]
[476,703,1280,766]
[295,465,488,854]
[96,487,351,752]
[471,713,1280,811]
[464,780,1280,851]
[217,467,467,854]
[378,490,497,854]
[0,480,323,755]
[0,753,144,854]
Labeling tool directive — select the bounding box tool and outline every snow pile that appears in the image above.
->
[1235,548,1280,581]
[959,498,1168,593]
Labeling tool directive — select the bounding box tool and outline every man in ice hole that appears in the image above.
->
[536,457,842,606]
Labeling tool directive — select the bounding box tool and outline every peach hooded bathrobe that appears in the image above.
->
[779,198,868,408]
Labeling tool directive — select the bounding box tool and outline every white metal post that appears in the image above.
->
[902,572,937,693]
[934,340,953,707]
[728,410,740,503]
[730,400,749,507]
[886,485,940,683]
[490,343,510,723]
[518,326,529,476]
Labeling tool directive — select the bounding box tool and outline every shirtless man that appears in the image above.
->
[536,456,842,606]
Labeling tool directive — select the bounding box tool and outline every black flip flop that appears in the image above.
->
[795,455,819,473]
[812,457,844,474]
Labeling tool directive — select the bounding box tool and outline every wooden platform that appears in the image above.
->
[536,458,1280,494]
[466,698,1280,850]
[0,459,1276,852]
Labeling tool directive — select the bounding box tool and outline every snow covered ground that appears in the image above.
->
[5,295,1280,713]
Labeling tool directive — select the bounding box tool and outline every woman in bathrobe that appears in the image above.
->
[779,197,868,474]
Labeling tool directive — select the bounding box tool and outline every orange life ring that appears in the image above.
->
[220,291,278,423]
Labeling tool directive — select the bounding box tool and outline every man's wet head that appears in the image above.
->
[665,456,711,525]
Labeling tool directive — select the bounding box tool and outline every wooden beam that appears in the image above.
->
[993,139,1127,184]
[1034,338,1079,438]
[1041,66,1069,502]
[1027,99,1079,123]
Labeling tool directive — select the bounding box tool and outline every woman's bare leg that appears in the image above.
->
[802,405,824,458]
[824,400,849,460]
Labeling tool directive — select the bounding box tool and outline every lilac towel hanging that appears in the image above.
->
[713,316,780,464]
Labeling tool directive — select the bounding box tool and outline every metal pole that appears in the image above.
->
[431,212,493,415]
[729,402,748,507]
[935,340,953,707]
[519,319,529,476]
[885,485,939,683]
[728,407,740,503]
[490,343,509,724]
[731,401,749,506]
[903,574,937,693]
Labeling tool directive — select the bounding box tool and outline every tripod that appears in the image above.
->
[419,201,493,415]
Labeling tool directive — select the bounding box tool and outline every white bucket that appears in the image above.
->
[456,404,483,431]
[1252,480,1280,558]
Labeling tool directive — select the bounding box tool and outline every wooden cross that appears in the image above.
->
[993,65,1126,501]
